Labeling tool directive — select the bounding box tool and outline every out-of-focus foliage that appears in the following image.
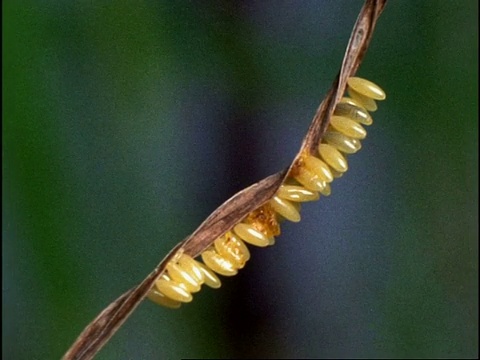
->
[3,1,477,359]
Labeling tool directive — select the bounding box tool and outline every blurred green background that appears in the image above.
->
[3,1,478,359]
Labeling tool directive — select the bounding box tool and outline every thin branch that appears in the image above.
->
[62,1,387,359]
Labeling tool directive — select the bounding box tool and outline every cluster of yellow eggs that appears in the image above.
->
[148,77,386,309]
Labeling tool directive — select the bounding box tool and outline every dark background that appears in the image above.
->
[3,1,478,359]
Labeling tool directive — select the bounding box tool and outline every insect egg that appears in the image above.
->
[319,182,331,196]
[318,144,348,172]
[334,102,373,125]
[302,155,334,183]
[269,196,301,223]
[322,131,362,154]
[233,223,271,247]
[177,254,205,283]
[294,166,328,192]
[201,250,238,276]
[347,88,378,112]
[330,116,367,139]
[347,77,386,100]
[245,205,281,239]
[329,168,344,178]
[339,96,364,107]
[165,262,201,292]
[194,261,222,289]
[155,278,193,303]
[276,185,319,202]
[147,289,182,309]
[214,233,250,269]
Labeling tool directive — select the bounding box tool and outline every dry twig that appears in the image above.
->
[62,1,388,358]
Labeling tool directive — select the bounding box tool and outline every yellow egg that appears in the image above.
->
[318,144,348,172]
[303,155,334,183]
[155,278,193,303]
[147,289,182,309]
[334,102,373,125]
[201,250,238,276]
[330,116,367,139]
[276,185,319,202]
[323,131,362,154]
[269,196,301,223]
[347,77,386,100]
[233,223,271,247]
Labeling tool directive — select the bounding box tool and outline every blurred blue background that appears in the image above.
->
[3,1,478,359]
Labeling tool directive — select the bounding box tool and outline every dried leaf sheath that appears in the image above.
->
[62,1,387,359]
